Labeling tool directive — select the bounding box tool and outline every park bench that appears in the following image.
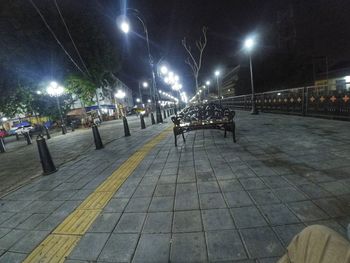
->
[171,103,236,146]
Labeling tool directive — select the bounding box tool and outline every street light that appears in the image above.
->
[214,70,220,99]
[47,81,66,134]
[120,21,130,33]
[138,81,149,105]
[136,98,141,103]
[114,89,126,99]
[244,36,258,114]
[118,9,163,123]
[160,65,168,75]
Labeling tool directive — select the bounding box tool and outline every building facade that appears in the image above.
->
[220,65,250,98]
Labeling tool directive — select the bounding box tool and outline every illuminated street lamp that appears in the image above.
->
[119,21,130,33]
[138,81,149,105]
[114,89,126,99]
[118,9,163,123]
[160,65,168,75]
[47,81,66,134]
[244,36,258,114]
[136,98,141,103]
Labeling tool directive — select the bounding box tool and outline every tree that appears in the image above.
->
[182,27,208,93]
[65,74,96,106]
[0,0,121,119]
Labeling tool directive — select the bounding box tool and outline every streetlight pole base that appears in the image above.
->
[250,108,259,115]
[156,106,163,123]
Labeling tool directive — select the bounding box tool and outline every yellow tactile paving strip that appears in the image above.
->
[24,128,170,263]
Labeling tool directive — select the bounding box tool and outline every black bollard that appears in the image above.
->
[61,124,66,135]
[44,126,51,139]
[156,108,163,123]
[151,113,156,125]
[92,124,104,150]
[71,122,75,132]
[123,116,131,136]
[167,110,170,117]
[16,133,19,141]
[163,110,167,119]
[24,132,32,145]
[140,115,146,129]
[36,135,57,175]
[0,138,6,153]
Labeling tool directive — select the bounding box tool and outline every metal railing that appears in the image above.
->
[218,84,350,120]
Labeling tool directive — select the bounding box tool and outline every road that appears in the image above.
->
[0,114,163,197]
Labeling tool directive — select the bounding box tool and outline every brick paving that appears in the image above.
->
[0,111,350,262]
[0,115,151,197]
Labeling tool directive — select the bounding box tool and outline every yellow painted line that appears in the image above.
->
[53,209,100,235]
[24,234,80,263]
[23,128,170,263]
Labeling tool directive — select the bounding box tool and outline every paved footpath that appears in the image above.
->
[0,111,349,262]
[0,115,151,197]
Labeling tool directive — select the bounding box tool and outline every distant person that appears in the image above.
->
[278,225,350,263]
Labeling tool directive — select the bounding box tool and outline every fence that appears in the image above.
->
[219,84,350,120]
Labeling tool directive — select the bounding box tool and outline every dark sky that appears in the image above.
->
[109,0,270,94]
[110,0,350,95]
[2,0,350,96]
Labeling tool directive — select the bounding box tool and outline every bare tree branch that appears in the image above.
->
[182,38,199,71]
[182,26,208,93]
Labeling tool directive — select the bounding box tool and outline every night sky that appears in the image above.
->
[115,0,269,93]
[111,0,350,94]
[2,0,350,97]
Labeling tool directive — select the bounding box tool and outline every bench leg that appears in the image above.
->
[173,127,178,147]
[232,121,236,143]
[181,130,186,143]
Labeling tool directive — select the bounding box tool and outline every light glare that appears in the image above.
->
[120,21,130,33]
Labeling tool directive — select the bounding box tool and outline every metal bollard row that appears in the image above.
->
[123,116,131,136]
[151,113,156,125]
[140,115,146,129]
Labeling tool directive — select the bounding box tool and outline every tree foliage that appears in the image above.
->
[0,0,121,119]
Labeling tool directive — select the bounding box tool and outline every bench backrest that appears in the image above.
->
[172,103,235,125]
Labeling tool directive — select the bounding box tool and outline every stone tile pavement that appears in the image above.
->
[1,111,350,262]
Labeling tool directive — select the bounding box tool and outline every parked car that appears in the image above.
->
[14,125,33,136]
[0,129,7,138]
[29,124,45,137]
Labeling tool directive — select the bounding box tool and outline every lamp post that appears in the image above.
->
[115,89,126,117]
[118,9,163,123]
[138,81,148,105]
[205,81,210,97]
[47,81,66,134]
[244,37,258,114]
[214,70,220,99]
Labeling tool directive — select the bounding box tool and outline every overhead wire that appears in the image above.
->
[28,0,87,76]
[53,0,91,78]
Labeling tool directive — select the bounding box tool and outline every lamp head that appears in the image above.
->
[160,66,168,74]
[120,21,130,33]
[244,37,255,51]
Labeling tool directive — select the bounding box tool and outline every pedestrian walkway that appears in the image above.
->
[0,111,349,262]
